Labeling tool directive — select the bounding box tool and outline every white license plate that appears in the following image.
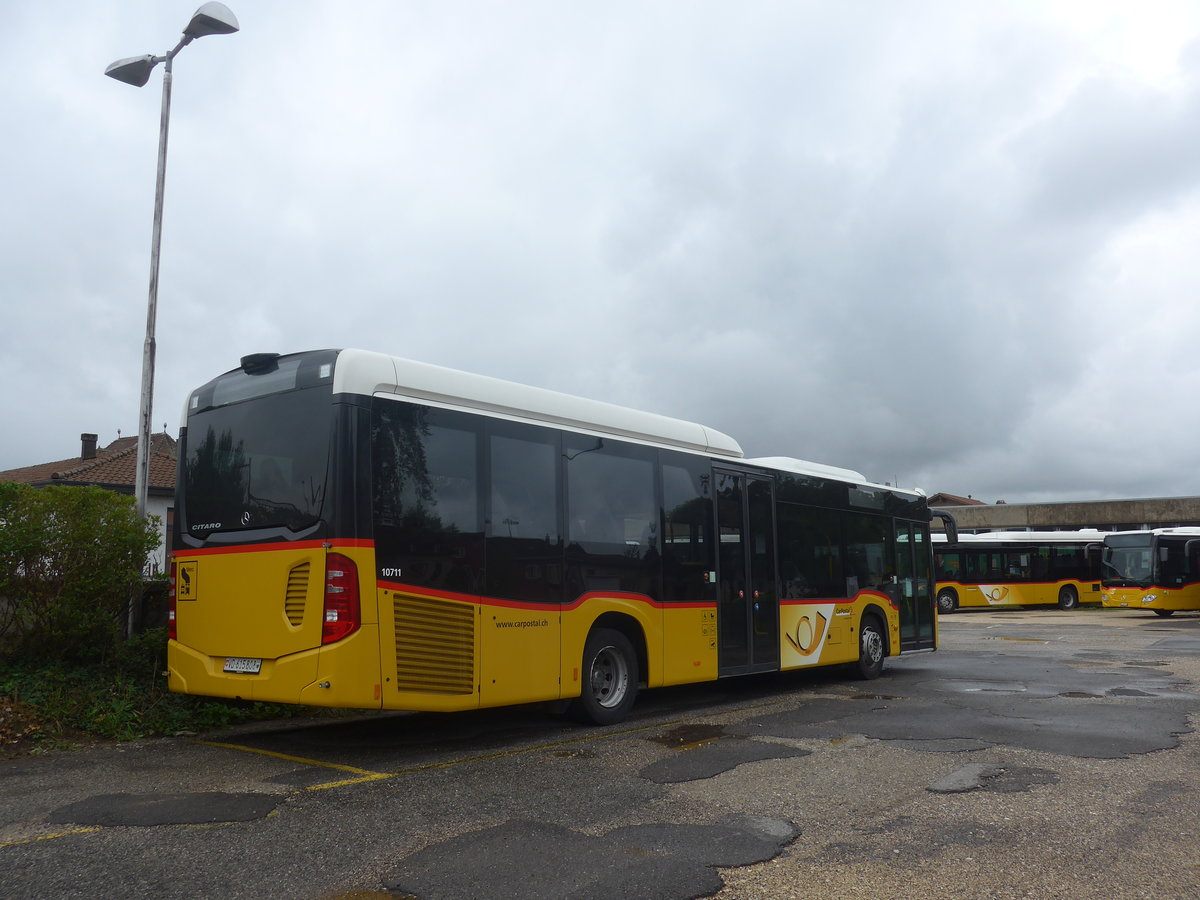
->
[223,656,262,674]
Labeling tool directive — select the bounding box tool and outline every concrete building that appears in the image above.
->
[931,495,1200,533]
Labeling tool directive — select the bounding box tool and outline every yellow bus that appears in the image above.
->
[933,530,1103,613]
[1101,528,1200,617]
[168,349,941,724]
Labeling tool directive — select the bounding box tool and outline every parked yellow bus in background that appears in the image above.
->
[933,530,1103,613]
[1101,528,1200,617]
[168,349,941,724]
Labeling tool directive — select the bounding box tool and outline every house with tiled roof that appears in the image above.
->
[0,432,177,574]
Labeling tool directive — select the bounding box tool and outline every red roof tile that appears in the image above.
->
[0,434,177,494]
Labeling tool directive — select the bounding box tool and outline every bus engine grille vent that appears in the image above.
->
[284,562,310,627]
[393,595,475,695]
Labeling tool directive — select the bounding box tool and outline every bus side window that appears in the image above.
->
[662,458,714,604]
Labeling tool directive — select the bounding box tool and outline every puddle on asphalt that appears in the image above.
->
[649,724,726,748]
[1059,691,1103,699]
[939,681,1029,694]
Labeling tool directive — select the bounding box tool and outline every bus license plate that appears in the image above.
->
[223,657,262,675]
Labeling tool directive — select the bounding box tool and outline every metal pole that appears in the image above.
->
[133,52,173,524]
[110,8,238,639]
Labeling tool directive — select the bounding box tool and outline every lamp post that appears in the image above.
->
[105,3,239,525]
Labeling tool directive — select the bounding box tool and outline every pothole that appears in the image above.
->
[649,724,726,748]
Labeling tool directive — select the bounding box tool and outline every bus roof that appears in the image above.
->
[1103,527,1200,540]
[328,350,927,493]
[740,455,922,499]
[333,348,746,458]
[938,529,1107,545]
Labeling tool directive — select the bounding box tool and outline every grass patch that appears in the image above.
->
[0,628,328,755]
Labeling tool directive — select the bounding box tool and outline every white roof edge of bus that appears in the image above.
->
[1104,527,1200,537]
[734,458,921,501]
[742,456,865,483]
[742,456,925,498]
[951,529,1108,542]
[332,349,745,458]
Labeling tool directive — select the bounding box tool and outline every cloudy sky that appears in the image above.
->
[3,1,1199,504]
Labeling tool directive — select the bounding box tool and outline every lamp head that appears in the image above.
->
[183,2,240,39]
[104,55,159,87]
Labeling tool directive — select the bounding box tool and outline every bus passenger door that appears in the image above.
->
[715,470,780,676]
[895,522,936,651]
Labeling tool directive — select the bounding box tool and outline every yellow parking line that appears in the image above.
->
[195,740,394,791]
[1,721,709,853]
[197,718,678,788]
[0,827,100,849]
[197,700,787,791]
[3,703,783,850]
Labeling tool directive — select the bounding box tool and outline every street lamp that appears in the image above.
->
[105,3,239,525]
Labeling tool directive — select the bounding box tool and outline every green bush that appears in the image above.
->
[0,488,338,752]
[0,483,159,663]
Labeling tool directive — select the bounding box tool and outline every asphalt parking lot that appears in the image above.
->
[2,607,1199,899]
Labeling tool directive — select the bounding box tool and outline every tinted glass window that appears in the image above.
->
[565,436,657,599]
[662,456,714,603]
[490,430,558,542]
[844,512,893,595]
[1051,546,1088,578]
[1002,551,1031,580]
[937,551,961,580]
[963,550,1003,580]
[1160,539,1193,584]
[371,401,483,594]
[565,439,655,553]
[777,503,846,599]
[486,422,561,603]
[183,386,331,536]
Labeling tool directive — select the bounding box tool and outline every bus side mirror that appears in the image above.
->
[931,510,958,544]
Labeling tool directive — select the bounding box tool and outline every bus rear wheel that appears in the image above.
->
[855,618,886,680]
[1153,609,1176,617]
[568,627,639,725]
[937,589,958,614]
[1057,586,1079,610]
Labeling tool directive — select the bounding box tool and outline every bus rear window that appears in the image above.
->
[211,357,304,406]
[182,386,332,536]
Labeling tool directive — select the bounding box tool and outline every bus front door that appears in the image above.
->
[895,521,936,651]
[715,470,780,676]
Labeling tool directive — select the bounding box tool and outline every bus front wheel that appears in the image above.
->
[568,627,639,725]
[855,618,886,680]
[1153,609,1176,617]
[937,589,958,614]
[1057,586,1079,610]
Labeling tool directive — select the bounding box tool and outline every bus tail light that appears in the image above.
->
[168,559,178,641]
[322,553,360,644]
